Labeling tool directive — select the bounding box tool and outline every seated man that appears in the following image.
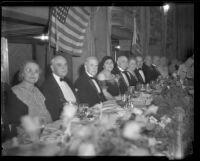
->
[126,57,138,86]
[134,56,146,84]
[41,55,77,121]
[75,56,106,107]
[112,55,129,94]
[143,56,160,83]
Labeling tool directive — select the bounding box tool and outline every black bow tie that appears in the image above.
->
[138,68,142,71]
[60,78,65,82]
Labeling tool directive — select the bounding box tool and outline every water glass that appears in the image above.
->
[79,103,89,116]
[128,86,135,94]
[136,83,141,91]
[121,94,127,103]
[141,84,145,91]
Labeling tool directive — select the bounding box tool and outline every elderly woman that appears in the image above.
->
[6,60,52,138]
[157,56,169,78]
[97,56,121,100]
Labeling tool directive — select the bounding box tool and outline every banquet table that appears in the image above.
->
[2,78,194,157]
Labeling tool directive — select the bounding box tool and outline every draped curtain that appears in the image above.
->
[139,7,150,56]
[1,37,9,84]
[176,4,194,61]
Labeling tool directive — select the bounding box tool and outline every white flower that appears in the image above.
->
[78,142,96,156]
[123,121,144,140]
[160,115,172,128]
[145,105,159,115]
[149,116,158,124]
[21,116,40,132]
[61,103,77,120]
[75,126,92,139]
[132,108,143,115]
[148,137,157,146]
[128,146,150,156]
[159,122,166,128]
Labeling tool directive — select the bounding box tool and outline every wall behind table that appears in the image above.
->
[8,43,48,87]
[8,43,32,86]
[72,7,110,83]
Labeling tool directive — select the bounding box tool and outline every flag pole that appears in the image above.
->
[130,13,134,55]
[45,6,53,79]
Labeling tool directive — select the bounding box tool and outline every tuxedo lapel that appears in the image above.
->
[127,71,138,86]
[135,69,145,84]
[85,74,105,102]
[50,75,66,103]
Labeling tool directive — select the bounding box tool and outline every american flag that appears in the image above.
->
[49,7,91,56]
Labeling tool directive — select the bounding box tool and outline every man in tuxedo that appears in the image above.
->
[74,56,106,107]
[143,56,160,83]
[40,55,77,121]
[126,57,138,86]
[112,55,129,94]
[151,56,161,80]
[134,56,146,84]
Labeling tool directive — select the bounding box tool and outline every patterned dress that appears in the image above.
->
[12,83,52,124]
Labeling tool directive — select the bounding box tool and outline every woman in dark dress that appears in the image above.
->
[97,56,121,100]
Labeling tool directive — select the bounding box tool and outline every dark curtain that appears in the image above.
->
[176,4,194,61]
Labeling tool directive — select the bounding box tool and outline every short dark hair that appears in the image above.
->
[98,56,115,73]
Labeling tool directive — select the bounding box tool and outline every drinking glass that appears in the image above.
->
[141,84,145,91]
[79,103,89,116]
[136,83,141,91]
[121,94,127,103]
[128,86,135,94]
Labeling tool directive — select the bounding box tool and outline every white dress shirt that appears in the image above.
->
[137,68,145,82]
[118,67,130,87]
[53,73,76,103]
[85,71,101,93]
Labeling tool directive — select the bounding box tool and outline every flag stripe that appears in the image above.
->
[74,7,90,20]
[67,14,87,29]
[51,25,84,45]
[82,7,90,16]
[51,37,83,54]
[51,16,85,40]
[71,7,89,22]
[65,18,86,34]
[68,9,88,27]
[51,31,84,48]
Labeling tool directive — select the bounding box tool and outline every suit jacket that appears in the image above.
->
[142,64,160,83]
[112,67,129,95]
[125,71,138,86]
[40,74,77,121]
[134,67,146,84]
[74,72,106,107]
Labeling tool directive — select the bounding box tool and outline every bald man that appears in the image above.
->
[75,56,106,107]
[112,55,129,94]
[40,55,77,121]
